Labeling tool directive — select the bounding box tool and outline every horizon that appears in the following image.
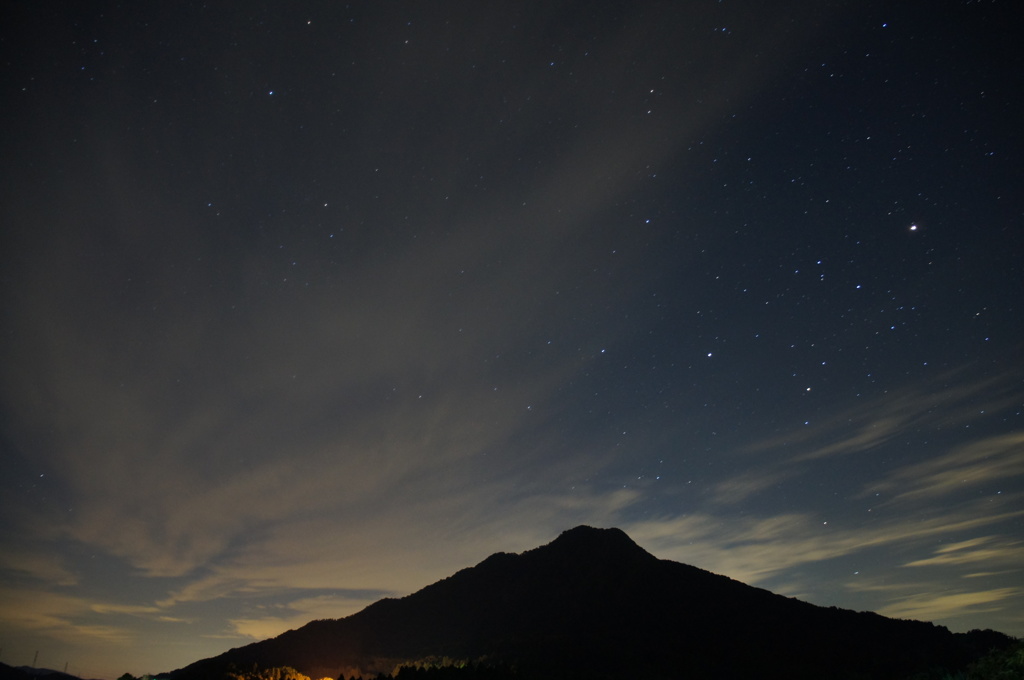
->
[2,2,1021,678]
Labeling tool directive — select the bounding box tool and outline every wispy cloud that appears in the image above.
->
[713,372,1022,506]
[740,370,1017,460]
[875,588,1023,622]
[863,431,1024,503]
[0,547,79,587]
[901,535,1024,569]
[89,603,163,616]
[0,586,135,644]
[710,469,795,505]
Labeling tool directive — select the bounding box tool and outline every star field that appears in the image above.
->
[1,2,1021,678]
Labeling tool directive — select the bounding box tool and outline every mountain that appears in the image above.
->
[168,526,1013,680]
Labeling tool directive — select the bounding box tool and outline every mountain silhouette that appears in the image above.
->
[168,526,1012,680]
[0,666,98,680]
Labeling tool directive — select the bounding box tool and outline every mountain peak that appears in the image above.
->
[514,525,658,576]
[546,525,645,554]
[556,524,628,540]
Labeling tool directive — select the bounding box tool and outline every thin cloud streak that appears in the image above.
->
[876,588,1023,623]
[864,431,1024,504]
[714,372,1022,506]
[901,536,1024,569]
[758,371,1016,459]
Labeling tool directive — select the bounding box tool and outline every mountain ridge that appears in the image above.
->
[168,525,1014,680]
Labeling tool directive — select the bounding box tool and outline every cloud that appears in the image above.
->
[901,535,1024,569]
[0,546,79,587]
[711,372,1023,507]
[0,586,135,645]
[89,603,162,616]
[863,431,1024,504]
[875,588,1023,622]
[740,371,1018,462]
[710,469,795,505]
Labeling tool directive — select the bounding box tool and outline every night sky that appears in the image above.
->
[2,2,1022,677]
